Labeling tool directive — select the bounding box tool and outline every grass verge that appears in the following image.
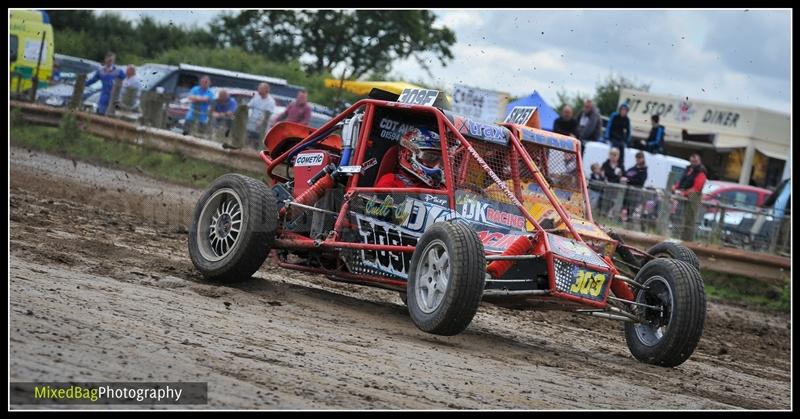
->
[701,269,790,313]
[10,122,264,189]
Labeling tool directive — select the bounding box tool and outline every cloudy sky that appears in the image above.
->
[109,9,791,113]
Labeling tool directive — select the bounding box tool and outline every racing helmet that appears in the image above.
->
[398,127,444,188]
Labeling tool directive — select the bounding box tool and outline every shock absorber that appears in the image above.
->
[487,235,534,278]
[289,163,337,217]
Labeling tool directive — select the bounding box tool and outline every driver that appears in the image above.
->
[375,127,445,189]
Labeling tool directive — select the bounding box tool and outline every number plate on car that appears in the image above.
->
[553,259,609,301]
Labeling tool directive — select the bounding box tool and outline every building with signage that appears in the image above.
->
[619,88,790,189]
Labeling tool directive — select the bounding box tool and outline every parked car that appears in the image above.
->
[53,53,102,83]
[698,181,775,240]
[35,79,102,107]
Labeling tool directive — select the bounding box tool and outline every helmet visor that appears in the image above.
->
[417,150,442,168]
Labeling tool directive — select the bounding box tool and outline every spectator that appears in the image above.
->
[599,147,624,217]
[575,99,602,154]
[588,162,605,210]
[184,75,215,136]
[211,89,238,135]
[635,114,665,154]
[604,103,632,167]
[553,105,578,137]
[121,64,143,110]
[589,162,606,182]
[51,63,61,84]
[274,89,312,126]
[246,82,277,149]
[601,147,624,184]
[621,151,648,221]
[86,51,125,115]
[672,153,708,196]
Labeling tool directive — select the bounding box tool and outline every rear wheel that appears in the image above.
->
[647,241,700,271]
[407,222,486,336]
[188,174,277,282]
[624,258,706,367]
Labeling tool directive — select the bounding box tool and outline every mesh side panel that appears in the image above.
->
[446,129,588,227]
[447,130,515,205]
[521,142,587,220]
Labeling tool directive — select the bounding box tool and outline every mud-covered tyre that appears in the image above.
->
[407,222,486,336]
[647,241,700,271]
[188,174,277,282]
[624,258,706,367]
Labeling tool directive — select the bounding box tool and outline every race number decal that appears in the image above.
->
[569,269,607,298]
[397,88,440,106]
[505,106,537,124]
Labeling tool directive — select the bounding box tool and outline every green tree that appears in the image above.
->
[212,10,456,80]
[593,73,651,116]
[555,88,590,114]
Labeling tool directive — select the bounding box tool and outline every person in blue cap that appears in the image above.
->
[603,102,632,167]
[86,52,125,115]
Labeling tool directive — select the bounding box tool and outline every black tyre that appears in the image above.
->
[407,222,486,336]
[624,258,706,367]
[647,241,700,271]
[188,174,277,282]
[608,231,641,270]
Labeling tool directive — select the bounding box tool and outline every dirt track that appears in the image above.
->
[9,147,792,409]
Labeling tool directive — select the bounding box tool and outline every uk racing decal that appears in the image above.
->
[455,191,526,231]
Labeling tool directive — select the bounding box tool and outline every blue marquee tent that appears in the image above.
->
[504,91,559,131]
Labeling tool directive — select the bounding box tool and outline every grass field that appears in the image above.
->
[10,117,264,189]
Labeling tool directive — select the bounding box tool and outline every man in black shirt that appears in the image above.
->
[621,151,648,222]
[553,105,578,138]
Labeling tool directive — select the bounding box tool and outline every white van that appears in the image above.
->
[581,141,690,190]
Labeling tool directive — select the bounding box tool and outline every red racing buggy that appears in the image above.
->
[188,88,706,367]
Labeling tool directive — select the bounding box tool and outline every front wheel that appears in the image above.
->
[188,174,277,282]
[624,258,706,367]
[407,222,486,336]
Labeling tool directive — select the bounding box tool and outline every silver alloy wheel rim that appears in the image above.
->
[197,188,243,262]
[634,275,674,347]
[415,239,450,314]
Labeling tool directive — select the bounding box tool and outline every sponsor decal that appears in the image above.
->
[294,152,325,167]
[354,213,420,278]
[365,195,396,219]
[476,230,526,252]
[394,197,453,231]
[361,157,378,173]
[377,117,424,142]
[519,128,577,152]
[422,194,448,207]
[455,191,527,232]
[454,115,508,145]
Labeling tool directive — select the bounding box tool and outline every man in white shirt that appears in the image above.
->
[121,65,143,111]
[246,82,277,149]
